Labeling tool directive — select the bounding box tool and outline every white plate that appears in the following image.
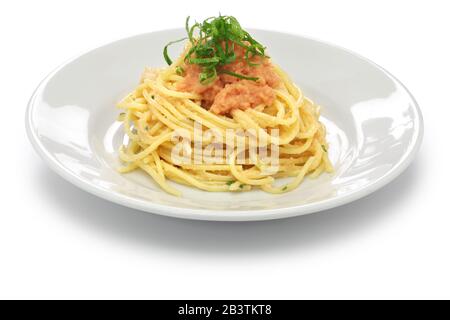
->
[26,29,423,221]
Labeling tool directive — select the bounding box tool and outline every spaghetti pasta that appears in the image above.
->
[116,16,333,196]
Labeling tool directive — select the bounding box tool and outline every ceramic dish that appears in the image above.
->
[26,29,423,221]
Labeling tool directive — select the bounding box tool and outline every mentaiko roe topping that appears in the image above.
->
[177,45,280,115]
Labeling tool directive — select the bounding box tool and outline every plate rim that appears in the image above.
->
[25,28,424,221]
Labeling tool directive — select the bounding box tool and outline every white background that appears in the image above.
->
[0,0,448,299]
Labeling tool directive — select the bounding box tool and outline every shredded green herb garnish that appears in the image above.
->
[282,186,288,191]
[175,66,185,76]
[321,145,328,153]
[163,37,187,65]
[226,180,235,186]
[164,15,267,84]
[239,184,244,189]
[219,69,258,81]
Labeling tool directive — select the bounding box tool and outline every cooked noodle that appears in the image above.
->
[116,17,333,196]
